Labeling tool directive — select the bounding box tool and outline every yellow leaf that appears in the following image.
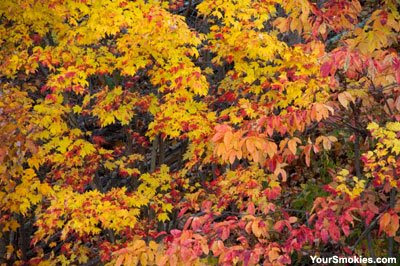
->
[158,213,169,222]
[140,253,148,266]
[386,122,400,132]
[72,105,82,114]
[367,122,379,130]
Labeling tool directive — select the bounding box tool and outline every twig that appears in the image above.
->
[150,135,158,173]
[351,206,389,251]
[326,15,370,47]
[82,256,101,266]
[367,231,377,266]
[388,170,397,257]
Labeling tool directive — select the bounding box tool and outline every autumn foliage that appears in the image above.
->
[1,0,400,265]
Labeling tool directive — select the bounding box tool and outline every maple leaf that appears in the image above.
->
[2,0,400,264]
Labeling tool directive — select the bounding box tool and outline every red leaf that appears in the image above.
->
[178,207,188,218]
[65,71,76,78]
[247,202,255,215]
[329,224,340,242]
[92,136,106,145]
[221,227,230,240]
[342,224,350,236]
[320,62,332,77]
[393,58,400,84]
[274,221,285,233]
[321,229,329,243]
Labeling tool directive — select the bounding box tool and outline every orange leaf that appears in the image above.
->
[115,255,125,266]
[268,248,280,261]
[379,212,399,237]
[216,143,226,157]
[379,213,390,231]
[223,130,233,148]
[229,150,236,164]
[303,144,312,167]
[0,147,6,164]
[200,239,209,255]
[288,138,300,155]
[252,221,262,238]
[338,92,350,109]
[246,138,256,154]
[265,141,277,158]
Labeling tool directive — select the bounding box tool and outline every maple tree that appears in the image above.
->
[1,0,400,265]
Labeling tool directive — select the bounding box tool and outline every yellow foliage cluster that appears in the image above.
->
[363,122,400,188]
[334,169,366,199]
